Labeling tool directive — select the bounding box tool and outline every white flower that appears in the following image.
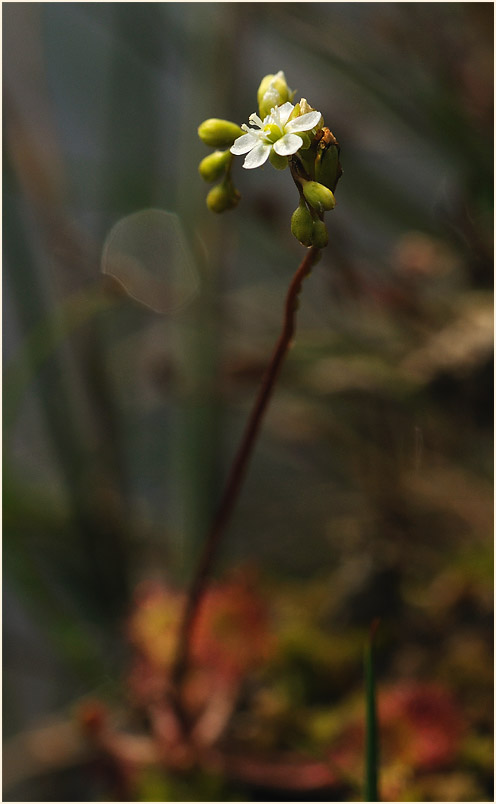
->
[230,101,322,169]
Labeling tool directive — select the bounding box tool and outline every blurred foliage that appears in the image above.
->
[3,2,493,802]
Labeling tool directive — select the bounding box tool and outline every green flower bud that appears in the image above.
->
[269,150,288,171]
[257,71,292,118]
[206,181,240,213]
[291,199,314,246]
[302,180,336,213]
[315,143,341,192]
[199,150,232,182]
[311,219,329,249]
[198,119,244,148]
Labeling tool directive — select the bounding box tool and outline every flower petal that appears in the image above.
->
[243,142,271,169]
[275,101,295,127]
[230,133,260,155]
[286,110,322,133]
[273,133,302,156]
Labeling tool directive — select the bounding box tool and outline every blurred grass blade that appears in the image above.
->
[4,285,117,437]
[364,618,380,801]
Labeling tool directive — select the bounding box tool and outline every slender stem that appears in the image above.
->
[171,245,320,705]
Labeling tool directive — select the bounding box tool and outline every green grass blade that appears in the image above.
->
[364,618,380,801]
[4,285,115,437]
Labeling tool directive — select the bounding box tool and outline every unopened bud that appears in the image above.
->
[198,119,244,148]
[206,181,240,213]
[199,150,232,182]
[315,143,341,192]
[311,219,329,249]
[257,71,292,118]
[291,199,314,246]
[302,180,336,213]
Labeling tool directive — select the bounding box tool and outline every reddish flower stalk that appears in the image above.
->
[171,245,321,718]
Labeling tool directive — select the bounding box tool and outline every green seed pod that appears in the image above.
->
[199,150,232,182]
[269,150,288,171]
[315,143,341,192]
[291,199,314,246]
[257,71,292,118]
[206,182,240,213]
[311,219,329,249]
[302,180,336,213]
[198,119,244,148]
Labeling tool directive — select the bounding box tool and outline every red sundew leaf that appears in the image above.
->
[191,569,276,684]
[126,570,275,708]
[326,681,465,782]
[378,682,465,771]
[215,749,339,791]
[127,583,181,671]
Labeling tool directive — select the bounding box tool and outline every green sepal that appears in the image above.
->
[297,147,317,179]
[298,132,312,151]
[269,150,288,170]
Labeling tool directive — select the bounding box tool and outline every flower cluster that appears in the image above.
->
[231,101,322,170]
[198,71,342,249]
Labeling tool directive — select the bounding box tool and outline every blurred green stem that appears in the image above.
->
[4,285,116,437]
[170,4,240,566]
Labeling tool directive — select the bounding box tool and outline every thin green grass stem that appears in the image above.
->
[364,618,380,801]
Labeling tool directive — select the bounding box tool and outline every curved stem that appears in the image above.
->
[171,245,320,709]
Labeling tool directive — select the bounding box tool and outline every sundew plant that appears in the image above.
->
[74,70,360,801]
[4,12,493,798]
[178,69,344,695]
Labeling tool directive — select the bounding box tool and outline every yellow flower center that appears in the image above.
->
[263,123,282,142]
